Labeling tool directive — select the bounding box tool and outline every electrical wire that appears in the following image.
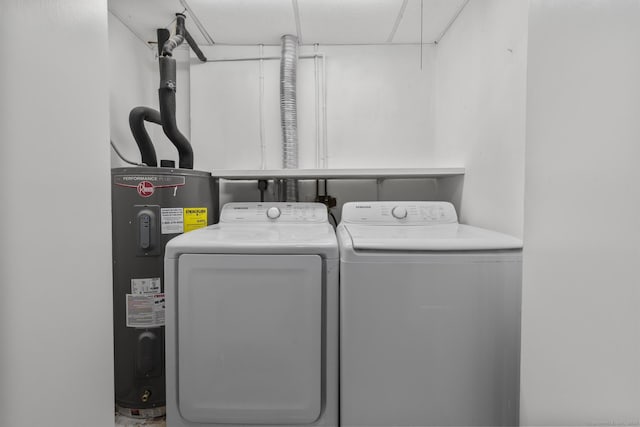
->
[321,53,328,168]
[259,44,266,170]
[258,180,268,203]
[329,211,338,228]
[314,44,320,169]
[110,140,145,166]
[420,0,424,70]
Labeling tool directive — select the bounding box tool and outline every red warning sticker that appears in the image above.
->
[126,293,165,328]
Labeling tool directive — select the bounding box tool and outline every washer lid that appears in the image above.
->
[343,223,522,251]
[339,202,521,251]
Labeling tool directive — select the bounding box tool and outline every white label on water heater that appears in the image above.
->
[161,207,184,234]
[126,293,165,328]
[131,277,161,295]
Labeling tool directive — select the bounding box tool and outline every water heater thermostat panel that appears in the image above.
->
[220,203,328,224]
[341,201,458,225]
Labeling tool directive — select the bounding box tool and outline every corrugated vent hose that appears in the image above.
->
[280,34,299,201]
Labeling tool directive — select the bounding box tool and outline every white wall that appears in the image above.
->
[189,43,442,211]
[109,4,529,223]
[109,12,158,166]
[191,44,436,171]
[0,1,114,426]
[434,0,529,237]
[522,0,640,425]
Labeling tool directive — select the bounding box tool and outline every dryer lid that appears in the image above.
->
[165,202,338,258]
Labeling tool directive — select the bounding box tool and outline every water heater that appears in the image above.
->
[111,166,218,418]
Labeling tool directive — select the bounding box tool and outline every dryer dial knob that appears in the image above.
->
[391,206,408,219]
[266,207,281,219]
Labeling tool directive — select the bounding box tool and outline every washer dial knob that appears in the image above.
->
[266,206,281,219]
[391,206,408,219]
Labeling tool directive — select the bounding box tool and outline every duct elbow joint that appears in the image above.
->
[161,13,186,57]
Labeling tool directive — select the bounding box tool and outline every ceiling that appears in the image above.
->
[108,0,469,47]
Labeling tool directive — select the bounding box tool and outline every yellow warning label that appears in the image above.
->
[183,207,208,232]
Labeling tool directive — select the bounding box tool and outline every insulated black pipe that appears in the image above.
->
[159,56,193,169]
[157,28,170,57]
[129,107,161,167]
[184,29,207,62]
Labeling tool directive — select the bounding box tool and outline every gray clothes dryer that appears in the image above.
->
[165,202,338,427]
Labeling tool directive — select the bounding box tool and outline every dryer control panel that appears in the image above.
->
[341,201,458,225]
[220,202,328,223]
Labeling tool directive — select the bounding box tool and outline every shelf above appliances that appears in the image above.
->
[210,167,464,180]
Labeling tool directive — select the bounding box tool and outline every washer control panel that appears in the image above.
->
[221,202,328,223]
[341,201,458,225]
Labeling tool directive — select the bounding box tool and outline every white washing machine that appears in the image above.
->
[164,202,338,427]
[337,201,523,427]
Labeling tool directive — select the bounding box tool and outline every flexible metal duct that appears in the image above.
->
[280,34,299,201]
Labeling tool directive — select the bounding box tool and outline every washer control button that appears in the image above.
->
[266,207,281,219]
[391,206,408,219]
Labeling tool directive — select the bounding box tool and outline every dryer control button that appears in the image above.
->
[391,206,408,219]
[266,207,281,219]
